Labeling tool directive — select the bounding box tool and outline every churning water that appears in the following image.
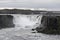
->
[13,14,43,29]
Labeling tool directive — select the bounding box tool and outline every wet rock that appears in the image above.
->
[36,16,60,35]
[0,15,15,29]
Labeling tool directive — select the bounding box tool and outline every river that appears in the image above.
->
[0,14,60,40]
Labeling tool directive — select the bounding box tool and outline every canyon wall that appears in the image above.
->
[36,16,60,35]
[0,15,14,29]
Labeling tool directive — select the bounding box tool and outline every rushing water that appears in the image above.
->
[13,14,43,29]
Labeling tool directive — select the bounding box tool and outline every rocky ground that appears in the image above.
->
[0,28,60,40]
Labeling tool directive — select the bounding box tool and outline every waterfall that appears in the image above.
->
[12,14,43,30]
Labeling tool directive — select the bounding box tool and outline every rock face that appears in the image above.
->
[36,16,60,35]
[0,15,14,29]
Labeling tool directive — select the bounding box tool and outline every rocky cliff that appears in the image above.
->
[36,16,60,35]
[0,15,14,29]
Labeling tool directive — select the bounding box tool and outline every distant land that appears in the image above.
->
[0,8,60,16]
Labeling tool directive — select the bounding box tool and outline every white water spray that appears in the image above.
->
[12,14,43,30]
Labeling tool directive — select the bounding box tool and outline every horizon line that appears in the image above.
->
[0,8,59,11]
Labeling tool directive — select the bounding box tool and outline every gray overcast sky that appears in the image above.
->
[0,0,60,9]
